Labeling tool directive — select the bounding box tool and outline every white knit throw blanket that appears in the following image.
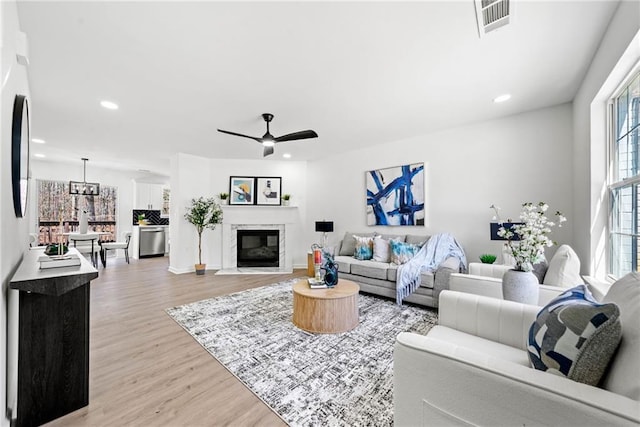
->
[396,233,467,305]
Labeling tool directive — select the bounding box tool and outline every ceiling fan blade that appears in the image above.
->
[263,145,274,157]
[274,130,318,142]
[217,128,262,143]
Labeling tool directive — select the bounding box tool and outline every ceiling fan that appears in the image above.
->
[217,113,318,157]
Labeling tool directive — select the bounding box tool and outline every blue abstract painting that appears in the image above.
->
[366,163,425,226]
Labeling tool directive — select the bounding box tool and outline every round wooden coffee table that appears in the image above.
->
[292,278,360,333]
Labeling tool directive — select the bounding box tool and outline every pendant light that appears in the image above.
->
[69,158,100,195]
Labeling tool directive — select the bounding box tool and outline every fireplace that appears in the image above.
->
[220,207,296,274]
[237,229,280,267]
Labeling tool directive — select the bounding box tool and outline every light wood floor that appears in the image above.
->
[46,256,308,426]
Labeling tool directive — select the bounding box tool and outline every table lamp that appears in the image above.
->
[315,221,334,248]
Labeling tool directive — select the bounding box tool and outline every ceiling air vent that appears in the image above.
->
[475,0,511,38]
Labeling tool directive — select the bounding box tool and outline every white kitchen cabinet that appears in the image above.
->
[134,182,165,210]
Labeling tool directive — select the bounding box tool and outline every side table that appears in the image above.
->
[306,251,314,277]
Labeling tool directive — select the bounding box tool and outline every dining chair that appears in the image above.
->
[68,233,100,267]
[100,231,132,267]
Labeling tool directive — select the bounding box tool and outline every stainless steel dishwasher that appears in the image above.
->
[139,227,166,258]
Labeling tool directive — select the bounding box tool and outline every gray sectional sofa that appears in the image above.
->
[331,232,464,308]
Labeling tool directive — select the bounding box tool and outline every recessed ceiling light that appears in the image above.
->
[282,153,292,159]
[100,100,119,110]
[493,94,511,103]
[34,153,45,158]
[32,138,45,144]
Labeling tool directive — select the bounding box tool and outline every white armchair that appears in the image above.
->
[450,262,566,305]
[449,244,584,305]
[394,289,640,426]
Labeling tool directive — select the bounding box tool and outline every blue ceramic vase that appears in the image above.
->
[321,250,339,287]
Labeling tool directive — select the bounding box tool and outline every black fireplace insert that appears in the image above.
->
[237,229,279,267]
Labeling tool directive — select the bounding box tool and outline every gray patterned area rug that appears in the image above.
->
[166,279,437,426]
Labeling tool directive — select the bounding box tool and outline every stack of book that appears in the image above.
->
[307,278,327,289]
[38,254,81,269]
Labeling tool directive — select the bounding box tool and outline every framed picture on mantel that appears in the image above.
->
[229,176,255,205]
[256,177,281,205]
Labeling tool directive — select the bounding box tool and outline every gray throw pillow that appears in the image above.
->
[532,260,548,283]
[527,284,621,386]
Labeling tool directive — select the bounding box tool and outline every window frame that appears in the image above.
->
[608,66,640,279]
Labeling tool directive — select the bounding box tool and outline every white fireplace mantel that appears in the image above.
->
[221,205,299,225]
[219,206,299,273]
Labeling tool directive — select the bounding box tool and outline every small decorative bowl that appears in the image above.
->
[44,243,69,256]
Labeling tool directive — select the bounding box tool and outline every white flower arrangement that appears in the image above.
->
[497,202,567,272]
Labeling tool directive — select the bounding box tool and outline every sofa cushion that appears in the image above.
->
[387,265,397,281]
[390,240,420,265]
[334,255,353,274]
[527,285,621,386]
[353,235,374,260]
[601,271,640,400]
[350,260,390,280]
[542,245,582,288]
[429,326,531,367]
[385,265,434,288]
[338,231,374,256]
[405,234,430,246]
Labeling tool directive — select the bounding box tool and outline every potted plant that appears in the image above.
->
[218,192,229,205]
[137,213,147,226]
[281,194,291,206]
[479,254,497,264]
[184,197,223,275]
[498,202,566,303]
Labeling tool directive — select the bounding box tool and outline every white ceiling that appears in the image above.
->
[17,1,619,176]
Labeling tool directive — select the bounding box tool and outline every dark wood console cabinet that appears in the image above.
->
[9,248,98,427]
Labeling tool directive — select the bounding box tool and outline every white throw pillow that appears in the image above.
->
[600,271,640,400]
[542,245,582,288]
[372,236,390,262]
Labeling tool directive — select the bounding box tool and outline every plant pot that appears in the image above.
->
[502,269,539,304]
[195,263,206,275]
[282,200,290,206]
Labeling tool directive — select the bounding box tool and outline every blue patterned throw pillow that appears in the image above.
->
[527,285,621,386]
[389,240,420,265]
[353,235,374,260]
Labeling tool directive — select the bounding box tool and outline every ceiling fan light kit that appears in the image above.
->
[218,113,318,157]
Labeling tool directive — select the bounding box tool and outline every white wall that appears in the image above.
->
[1,1,31,424]
[307,103,574,265]
[573,0,640,279]
[169,153,308,273]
